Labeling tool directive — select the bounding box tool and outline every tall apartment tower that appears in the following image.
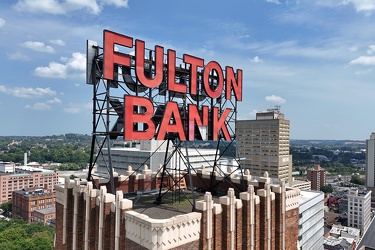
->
[307,164,326,191]
[366,133,375,191]
[236,107,292,182]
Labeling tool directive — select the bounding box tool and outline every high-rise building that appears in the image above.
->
[236,107,292,182]
[347,189,372,233]
[366,133,375,191]
[298,190,324,250]
[306,164,326,191]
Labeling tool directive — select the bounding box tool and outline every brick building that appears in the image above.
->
[307,164,326,191]
[54,170,305,250]
[12,187,56,223]
[0,165,59,204]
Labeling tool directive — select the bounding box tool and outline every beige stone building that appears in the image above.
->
[236,107,292,182]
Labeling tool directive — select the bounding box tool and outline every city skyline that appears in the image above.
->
[0,1,375,140]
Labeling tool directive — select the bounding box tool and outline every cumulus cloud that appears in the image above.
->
[23,41,55,53]
[64,102,91,114]
[343,0,375,14]
[15,0,128,15]
[34,52,86,79]
[50,39,65,46]
[265,95,286,104]
[349,56,375,66]
[0,85,56,98]
[0,18,5,28]
[25,103,51,110]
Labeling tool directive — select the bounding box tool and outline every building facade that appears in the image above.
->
[366,133,375,191]
[236,107,292,182]
[12,187,56,223]
[55,171,302,250]
[298,190,324,250]
[307,164,326,191]
[0,166,59,204]
[347,189,372,233]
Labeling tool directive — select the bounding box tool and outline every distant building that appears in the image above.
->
[236,107,292,182]
[307,164,326,191]
[298,190,324,250]
[33,207,56,225]
[324,224,360,250]
[96,140,218,175]
[347,189,372,232]
[0,166,59,204]
[12,187,56,223]
[366,133,375,192]
[290,178,311,191]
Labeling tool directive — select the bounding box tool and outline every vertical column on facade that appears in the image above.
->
[196,192,213,250]
[213,203,222,249]
[65,177,75,250]
[72,179,87,250]
[235,195,243,249]
[142,165,153,191]
[83,182,96,250]
[114,192,133,250]
[240,185,258,249]
[96,186,116,250]
[257,182,275,250]
[54,180,70,250]
[272,180,286,250]
[219,188,236,249]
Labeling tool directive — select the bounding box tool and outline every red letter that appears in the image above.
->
[168,50,187,94]
[124,95,155,140]
[225,66,243,101]
[183,54,204,95]
[188,105,208,141]
[103,30,133,80]
[156,101,186,141]
[212,107,231,141]
[135,40,164,88]
[203,61,224,99]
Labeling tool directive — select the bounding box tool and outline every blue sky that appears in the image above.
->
[0,0,374,140]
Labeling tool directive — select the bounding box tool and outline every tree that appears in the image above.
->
[320,184,333,194]
[0,201,12,214]
[351,174,365,185]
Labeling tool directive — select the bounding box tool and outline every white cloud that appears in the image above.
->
[343,0,375,14]
[25,102,51,110]
[14,0,128,15]
[8,52,30,61]
[266,0,281,4]
[367,45,375,54]
[252,56,263,63]
[101,0,129,7]
[265,95,286,104]
[23,41,55,53]
[34,52,86,79]
[15,0,72,14]
[47,97,62,104]
[349,56,375,66]
[50,39,65,46]
[64,102,91,114]
[0,85,56,98]
[0,18,5,28]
